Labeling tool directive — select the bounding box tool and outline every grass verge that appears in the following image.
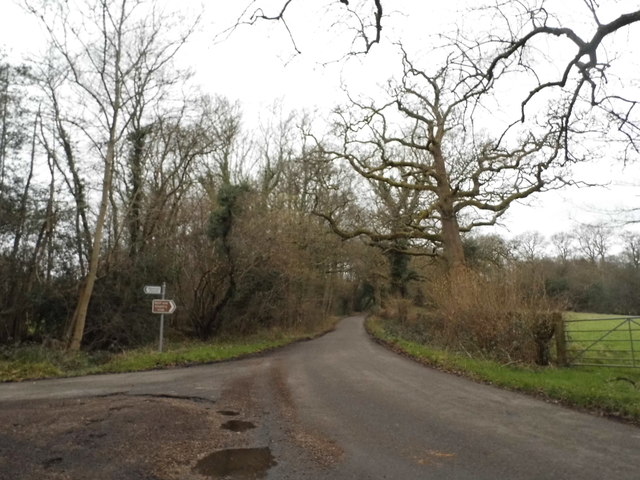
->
[0,317,339,382]
[366,315,640,424]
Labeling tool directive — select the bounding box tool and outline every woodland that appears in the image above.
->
[1,0,640,365]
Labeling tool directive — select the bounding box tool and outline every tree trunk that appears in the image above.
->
[441,213,466,274]
[127,124,147,258]
[66,139,116,351]
[432,143,466,274]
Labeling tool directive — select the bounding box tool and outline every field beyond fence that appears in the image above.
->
[562,312,640,368]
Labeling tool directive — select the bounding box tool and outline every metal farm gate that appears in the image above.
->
[558,316,640,368]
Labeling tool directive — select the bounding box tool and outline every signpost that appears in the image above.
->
[151,299,176,314]
[144,283,176,353]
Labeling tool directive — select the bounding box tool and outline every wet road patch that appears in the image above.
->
[193,447,276,479]
[218,409,240,416]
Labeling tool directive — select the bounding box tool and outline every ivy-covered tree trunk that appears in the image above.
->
[189,183,249,339]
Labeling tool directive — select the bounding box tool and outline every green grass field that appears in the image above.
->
[563,312,640,367]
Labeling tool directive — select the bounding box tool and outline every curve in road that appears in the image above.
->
[1,316,639,479]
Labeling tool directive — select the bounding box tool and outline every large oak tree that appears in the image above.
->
[316,48,567,272]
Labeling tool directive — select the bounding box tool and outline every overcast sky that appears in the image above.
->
[2,0,640,241]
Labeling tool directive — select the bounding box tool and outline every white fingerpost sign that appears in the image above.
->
[144,285,162,295]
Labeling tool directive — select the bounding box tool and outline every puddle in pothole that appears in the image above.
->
[218,410,240,416]
[221,419,256,432]
[193,447,276,479]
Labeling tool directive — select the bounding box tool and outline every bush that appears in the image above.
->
[424,268,562,365]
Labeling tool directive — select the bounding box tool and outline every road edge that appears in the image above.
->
[363,315,640,428]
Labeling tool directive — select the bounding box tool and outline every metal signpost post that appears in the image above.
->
[160,282,166,353]
[145,282,176,353]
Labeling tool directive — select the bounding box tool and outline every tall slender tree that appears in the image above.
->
[27,0,198,350]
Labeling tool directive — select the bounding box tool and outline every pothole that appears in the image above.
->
[42,457,63,469]
[193,447,276,479]
[98,392,216,404]
[218,410,240,416]
[220,420,256,432]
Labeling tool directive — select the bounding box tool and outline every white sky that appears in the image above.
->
[2,0,640,241]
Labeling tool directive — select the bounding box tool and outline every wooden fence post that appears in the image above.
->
[555,313,568,366]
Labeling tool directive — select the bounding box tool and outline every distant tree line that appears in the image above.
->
[512,226,640,315]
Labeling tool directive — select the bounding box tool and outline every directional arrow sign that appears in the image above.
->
[144,285,162,295]
[152,299,176,314]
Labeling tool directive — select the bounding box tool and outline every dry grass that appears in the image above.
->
[380,268,563,365]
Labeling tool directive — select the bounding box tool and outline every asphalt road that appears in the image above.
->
[1,316,639,479]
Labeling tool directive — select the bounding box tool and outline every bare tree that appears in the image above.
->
[27,0,198,350]
[483,1,640,161]
[235,1,640,158]
[37,64,93,277]
[622,232,640,268]
[575,223,611,263]
[113,95,228,262]
[550,231,575,263]
[0,58,57,343]
[316,47,566,272]
[228,0,384,55]
[512,231,548,262]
